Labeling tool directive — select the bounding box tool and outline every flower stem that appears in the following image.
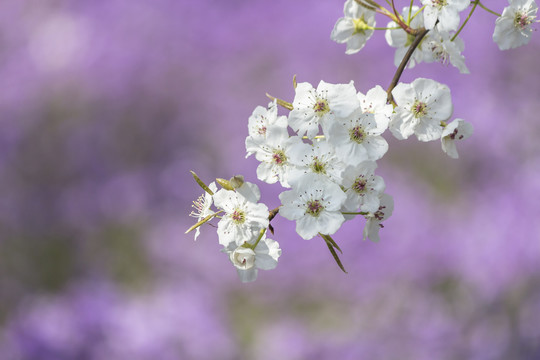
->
[477,1,501,17]
[370,26,401,30]
[452,0,480,41]
[341,211,369,215]
[251,228,267,249]
[386,27,430,104]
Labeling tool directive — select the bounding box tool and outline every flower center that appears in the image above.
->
[313,98,330,117]
[231,209,246,224]
[431,0,447,9]
[349,125,366,144]
[430,42,449,65]
[272,150,287,165]
[352,177,367,194]
[257,125,267,135]
[190,195,206,218]
[310,157,327,174]
[411,100,428,118]
[306,199,324,217]
[353,17,369,34]
[514,12,534,30]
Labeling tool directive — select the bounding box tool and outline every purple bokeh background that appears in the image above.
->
[0,0,539,359]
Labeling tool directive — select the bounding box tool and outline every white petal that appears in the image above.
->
[236,268,258,282]
[331,18,355,43]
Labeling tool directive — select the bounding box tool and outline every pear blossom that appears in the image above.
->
[441,118,474,159]
[424,29,469,74]
[363,193,394,242]
[421,0,470,32]
[385,6,431,69]
[245,100,288,158]
[390,78,453,142]
[326,108,388,165]
[279,174,347,240]
[341,161,385,214]
[225,236,282,282]
[358,85,393,130]
[331,0,376,54]
[213,182,269,247]
[189,182,218,240]
[288,80,359,139]
[287,139,347,185]
[250,125,303,187]
[493,0,538,50]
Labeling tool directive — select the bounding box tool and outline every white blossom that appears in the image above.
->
[287,139,347,185]
[363,193,394,242]
[341,161,386,214]
[326,108,388,165]
[421,0,470,32]
[385,6,430,69]
[288,80,359,139]
[225,236,282,283]
[331,0,376,54]
[246,100,288,158]
[213,182,269,247]
[189,182,218,240]
[493,0,538,50]
[441,118,474,159]
[279,174,347,240]
[252,126,303,187]
[358,85,393,131]
[390,78,453,141]
[424,29,469,73]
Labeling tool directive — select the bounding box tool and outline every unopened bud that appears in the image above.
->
[216,178,234,190]
[229,175,245,189]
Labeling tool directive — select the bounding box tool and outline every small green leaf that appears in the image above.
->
[185,212,218,234]
[324,239,348,274]
[320,233,342,254]
[190,170,214,195]
[266,93,293,111]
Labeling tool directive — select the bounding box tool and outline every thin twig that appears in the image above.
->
[386,28,430,104]
[452,0,480,41]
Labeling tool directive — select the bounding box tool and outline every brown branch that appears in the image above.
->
[386,27,430,104]
[268,207,280,222]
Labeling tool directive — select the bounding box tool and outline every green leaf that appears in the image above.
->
[324,238,348,274]
[185,212,221,234]
[190,170,214,195]
[320,233,342,254]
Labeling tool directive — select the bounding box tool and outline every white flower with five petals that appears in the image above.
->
[287,139,347,185]
[390,78,453,142]
[421,0,470,32]
[331,0,376,54]
[246,100,288,158]
[326,108,388,165]
[341,161,386,214]
[213,182,269,247]
[279,174,347,240]
[493,0,538,50]
[288,80,359,139]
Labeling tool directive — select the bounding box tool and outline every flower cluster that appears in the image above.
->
[188,0,536,282]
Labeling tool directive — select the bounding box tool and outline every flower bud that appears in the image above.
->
[229,175,245,189]
[230,247,256,270]
[216,178,234,191]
